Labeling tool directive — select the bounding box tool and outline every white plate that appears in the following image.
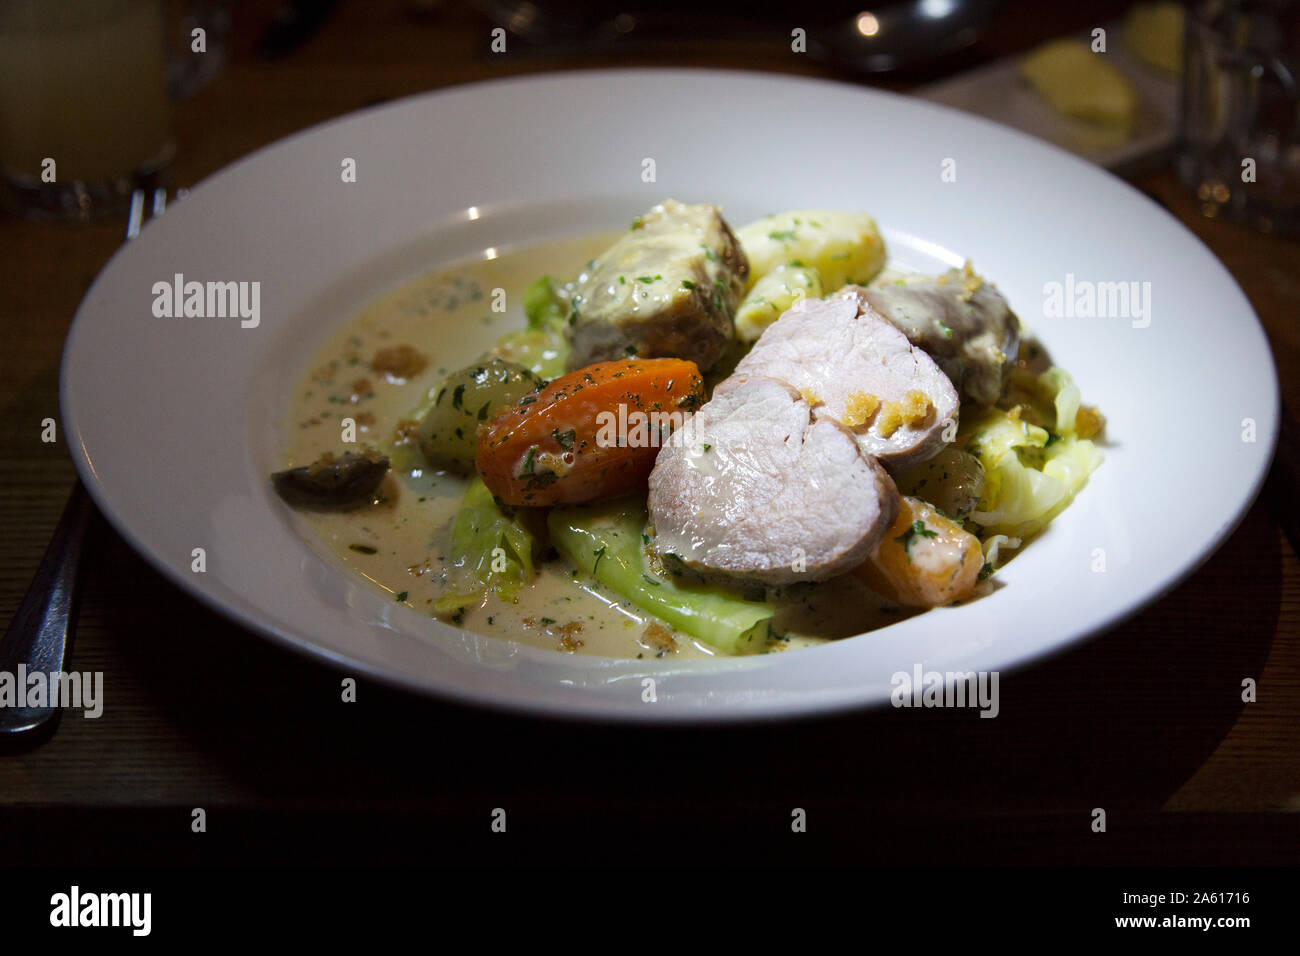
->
[61,69,1279,722]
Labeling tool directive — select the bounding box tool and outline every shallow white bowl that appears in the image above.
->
[61,69,1279,721]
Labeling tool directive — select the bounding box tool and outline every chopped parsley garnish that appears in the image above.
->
[396,591,408,602]
[529,471,559,489]
[938,320,953,339]
[451,384,465,409]
[895,520,939,555]
[681,279,696,290]
[519,445,537,476]
[636,275,661,284]
[553,428,576,449]
[349,544,378,555]
[768,229,797,241]
[592,545,607,573]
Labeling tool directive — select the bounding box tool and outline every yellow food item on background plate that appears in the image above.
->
[1020,39,1139,133]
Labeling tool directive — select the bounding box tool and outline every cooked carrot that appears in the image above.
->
[854,496,983,608]
[476,358,704,506]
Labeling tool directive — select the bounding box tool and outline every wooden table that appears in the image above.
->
[1,0,1296,866]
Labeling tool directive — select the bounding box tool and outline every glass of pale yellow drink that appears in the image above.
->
[0,0,174,220]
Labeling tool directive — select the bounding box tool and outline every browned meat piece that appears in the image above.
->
[837,266,1020,406]
[566,199,748,372]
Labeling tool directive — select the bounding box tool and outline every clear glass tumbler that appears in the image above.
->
[0,0,174,221]
[1177,0,1300,235]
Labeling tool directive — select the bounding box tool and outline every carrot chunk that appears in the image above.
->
[476,358,703,506]
[854,496,983,608]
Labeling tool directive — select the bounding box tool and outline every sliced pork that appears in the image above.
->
[648,375,899,586]
[837,266,1020,406]
[724,295,959,474]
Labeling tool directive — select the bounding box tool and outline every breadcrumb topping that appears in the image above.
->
[843,391,881,427]
[876,389,933,437]
[1076,405,1105,439]
[370,344,428,381]
[958,261,984,303]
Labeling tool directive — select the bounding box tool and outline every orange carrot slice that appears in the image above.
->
[476,358,703,506]
[855,496,983,607]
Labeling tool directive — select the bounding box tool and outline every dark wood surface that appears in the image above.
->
[1,0,1297,864]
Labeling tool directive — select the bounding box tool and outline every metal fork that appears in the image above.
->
[0,189,181,749]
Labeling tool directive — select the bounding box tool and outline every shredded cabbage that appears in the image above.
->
[982,533,1022,567]
[434,478,538,614]
[1040,366,1082,436]
[963,365,1103,543]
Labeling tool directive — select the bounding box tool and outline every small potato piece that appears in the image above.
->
[854,496,982,608]
[417,359,542,472]
[477,358,703,507]
[895,446,986,521]
[734,263,823,342]
[736,210,885,293]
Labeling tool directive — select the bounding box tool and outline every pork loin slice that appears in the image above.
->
[724,295,959,474]
[836,265,1021,407]
[648,374,899,586]
[566,199,748,372]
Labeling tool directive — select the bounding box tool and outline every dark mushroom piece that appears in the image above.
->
[271,448,389,511]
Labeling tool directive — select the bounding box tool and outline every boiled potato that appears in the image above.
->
[417,358,541,472]
[734,263,823,341]
[895,445,986,522]
[736,210,885,293]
